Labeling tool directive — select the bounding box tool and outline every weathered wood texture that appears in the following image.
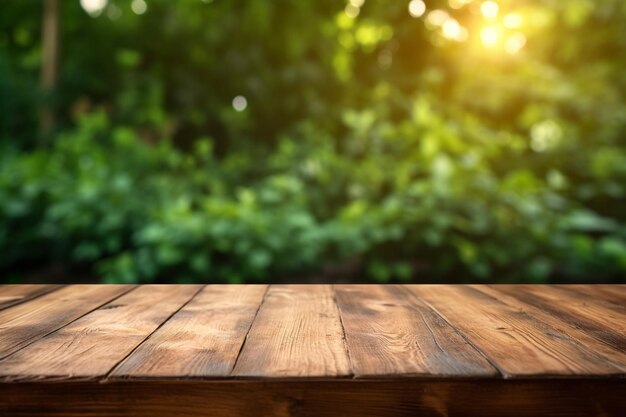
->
[0,285,200,381]
[0,284,624,416]
[0,285,60,311]
[111,285,267,379]
[334,285,497,377]
[409,285,624,377]
[0,285,132,359]
[476,285,626,372]
[232,285,351,378]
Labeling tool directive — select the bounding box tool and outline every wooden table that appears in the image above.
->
[0,284,624,416]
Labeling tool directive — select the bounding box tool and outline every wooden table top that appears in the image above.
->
[0,284,624,382]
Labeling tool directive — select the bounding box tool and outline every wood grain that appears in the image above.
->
[409,285,623,377]
[110,285,267,379]
[0,284,625,416]
[0,285,201,381]
[475,285,626,372]
[560,285,626,307]
[232,285,351,378]
[334,285,498,377]
[526,285,626,326]
[0,284,131,359]
[493,285,626,352]
[1,380,624,417]
[0,285,61,311]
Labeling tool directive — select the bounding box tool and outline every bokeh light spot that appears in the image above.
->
[80,0,108,17]
[480,1,499,19]
[480,25,501,47]
[503,13,523,29]
[426,10,449,28]
[232,96,248,112]
[106,4,122,20]
[531,120,563,152]
[408,0,426,18]
[505,33,526,54]
[131,0,147,15]
[449,0,471,9]
[345,4,360,19]
[442,19,467,42]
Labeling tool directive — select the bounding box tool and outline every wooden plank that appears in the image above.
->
[1,380,624,417]
[555,285,626,313]
[0,284,131,359]
[0,285,61,311]
[475,285,626,372]
[232,285,351,378]
[409,285,622,377]
[334,285,498,378]
[0,285,201,381]
[110,285,267,379]
[493,285,626,352]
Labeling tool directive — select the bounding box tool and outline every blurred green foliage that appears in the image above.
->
[1,0,625,283]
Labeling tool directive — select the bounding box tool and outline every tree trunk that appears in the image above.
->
[40,0,59,140]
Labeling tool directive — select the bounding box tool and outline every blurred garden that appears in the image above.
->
[1,0,625,284]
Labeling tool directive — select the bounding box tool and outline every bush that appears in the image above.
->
[1,108,625,283]
[1,1,625,283]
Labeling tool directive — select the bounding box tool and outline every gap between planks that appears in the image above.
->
[331,285,355,378]
[407,287,509,379]
[103,285,207,381]
[409,285,625,378]
[108,285,268,379]
[0,285,137,362]
[1,284,623,383]
[226,285,271,377]
[0,285,64,311]
[333,285,500,378]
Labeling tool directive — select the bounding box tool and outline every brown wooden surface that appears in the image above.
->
[231,285,351,378]
[111,285,267,379]
[497,285,626,337]
[477,285,626,372]
[0,285,59,311]
[1,380,624,417]
[0,285,132,360]
[0,284,624,416]
[334,285,498,377]
[409,285,624,377]
[0,285,200,381]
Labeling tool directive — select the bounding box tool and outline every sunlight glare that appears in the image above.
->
[442,19,468,42]
[408,0,426,18]
[480,25,501,47]
[503,13,523,29]
[80,0,108,17]
[480,1,499,19]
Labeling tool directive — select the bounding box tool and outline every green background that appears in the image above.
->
[1,0,625,284]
